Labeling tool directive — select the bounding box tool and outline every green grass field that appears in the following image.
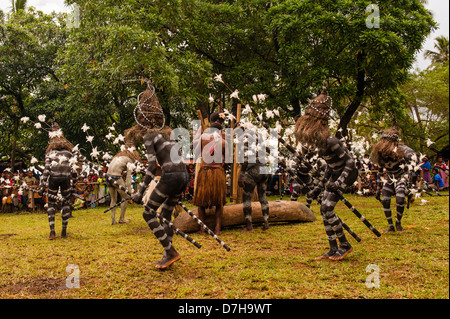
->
[0,193,448,299]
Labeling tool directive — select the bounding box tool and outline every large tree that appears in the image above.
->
[0,8,67,167]
[60,0,435,131]
[266,0,435,135]
[175,0,435,135]
[401,60,449,159]
[59,0,213,153]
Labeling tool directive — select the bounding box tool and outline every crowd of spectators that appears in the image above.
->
[1,169,44,213]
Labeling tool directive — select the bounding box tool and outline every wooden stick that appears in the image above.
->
[231,104,242,203]
[177,201,231,251]
[196,109,205,132]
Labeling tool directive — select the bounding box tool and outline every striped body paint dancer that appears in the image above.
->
[130,125,197,269]
[40,148,77,240]
[371,127,418,233]
[292,85,360,261]
[289,162,312,203]
[314,135,361,260]
[177,201,231,251]
[236,127,272,232]
[279,136,374,240]
[254,103,364,251]
[270,149,362,242]
[287,156,327,208]
[75,150,140,222]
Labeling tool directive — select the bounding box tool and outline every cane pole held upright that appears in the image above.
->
[196,109,206,132]
[231,104,242,203]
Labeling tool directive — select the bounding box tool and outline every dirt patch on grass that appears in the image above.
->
[132,227,150,234]
[0,233,17,238]
[0,278,68,295]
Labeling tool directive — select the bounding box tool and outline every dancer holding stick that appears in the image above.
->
[292,84,362,260]
[250,103,380,240]
[125,80,193,269]
[371,126,419,233]
[39,122,79,240]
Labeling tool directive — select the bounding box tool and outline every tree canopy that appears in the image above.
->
[0,8,67,166]
[1,0,446,169]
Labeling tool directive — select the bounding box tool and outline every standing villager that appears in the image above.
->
[434,156,449,189]
[293,85,358,261]
[105,142,140,225]
[129,82,189,269]
[192,112,227,235]
[23,170,37,212]
[420,156,432,184]
[236,123,272,232]
[39,122,78,240]
[96,171,107,206]
[370,126,418,233]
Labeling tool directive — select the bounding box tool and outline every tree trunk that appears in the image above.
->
[337,51,366,138]
[173,200,316,233]
[10,137,16,172]
[291,98,301,118]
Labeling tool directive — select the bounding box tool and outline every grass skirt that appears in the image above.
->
[192,165,226,207]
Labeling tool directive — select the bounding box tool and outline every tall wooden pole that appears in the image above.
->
[231,104,242,203]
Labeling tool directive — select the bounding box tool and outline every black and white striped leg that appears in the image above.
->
[257,181,270,230]
[381,184,395,232]
[242,182,255,231]
[61,186,72,237]
[321,191,349,247]
[290,182,300,202]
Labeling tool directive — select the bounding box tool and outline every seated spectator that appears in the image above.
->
[368,173,378,195]
[1,170,13,213]
[434,156,449,189]
[431,167,444,191]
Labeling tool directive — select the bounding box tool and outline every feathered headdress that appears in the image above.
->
[45,121,74,154]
